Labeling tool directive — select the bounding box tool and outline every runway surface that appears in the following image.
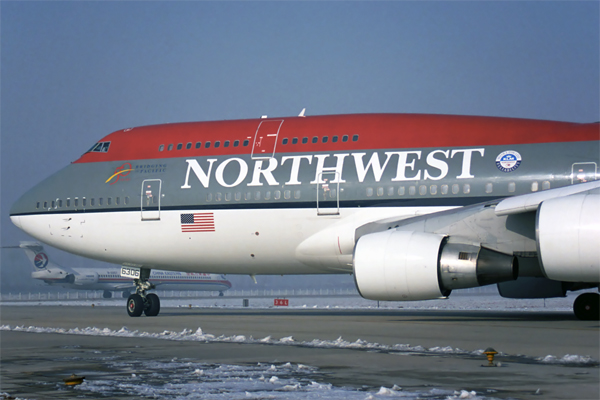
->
[1,303,598,399]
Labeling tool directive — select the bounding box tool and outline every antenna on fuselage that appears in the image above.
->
[298,108,306,117]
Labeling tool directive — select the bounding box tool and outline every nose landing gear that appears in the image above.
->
[126,268,160,317]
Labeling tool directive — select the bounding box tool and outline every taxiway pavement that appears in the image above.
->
[1,305,598,399]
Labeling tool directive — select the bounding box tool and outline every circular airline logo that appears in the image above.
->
[496,150,522,173]
[34,253,49,269]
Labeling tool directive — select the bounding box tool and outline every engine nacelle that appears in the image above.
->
[537,193,600,282]
[69,271,99,285]
[353,230,517,301]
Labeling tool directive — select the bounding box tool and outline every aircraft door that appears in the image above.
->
[251,119,284,159]
[316,171,340,216]
[572,163,597,184]
[141,179,161,220]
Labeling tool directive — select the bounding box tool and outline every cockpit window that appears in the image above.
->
[87,141,111,153]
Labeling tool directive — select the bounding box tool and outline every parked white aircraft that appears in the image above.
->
[20,242,232,300]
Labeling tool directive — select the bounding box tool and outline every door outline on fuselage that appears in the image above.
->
[251,119,284,159]
[316,171,340,216]
[141,179,161,221]
[572,162,597,184]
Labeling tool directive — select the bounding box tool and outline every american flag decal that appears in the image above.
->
[180,213,215,232]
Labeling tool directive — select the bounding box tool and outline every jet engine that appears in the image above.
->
[353,230,518,301]
[536,193,600,282]
[66,272,99,285]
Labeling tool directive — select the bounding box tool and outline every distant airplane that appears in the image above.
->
[20,242,232,301]
[9,113,599,319]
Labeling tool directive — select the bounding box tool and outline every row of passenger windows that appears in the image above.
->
[36,196,130,210]
[34,180,551,210]
[365,181,551,197]
[157,135,360,152]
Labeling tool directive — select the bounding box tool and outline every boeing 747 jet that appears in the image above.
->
[10,113,599,318]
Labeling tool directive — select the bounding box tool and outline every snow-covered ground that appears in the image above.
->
[2,292,596,399]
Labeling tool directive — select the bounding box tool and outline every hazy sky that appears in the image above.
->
[1,1,599,290]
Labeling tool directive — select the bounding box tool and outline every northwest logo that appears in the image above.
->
[106,163,133,185]
[34,253,49,269]
[496,151,521,173]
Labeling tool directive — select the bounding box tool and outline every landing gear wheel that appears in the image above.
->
[127,294,144,317]
[144,293,160,317]
[573,292,600,321]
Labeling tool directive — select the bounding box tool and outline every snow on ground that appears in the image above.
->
[2,293,596,399]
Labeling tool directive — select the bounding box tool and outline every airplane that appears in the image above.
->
[19,242,232,303]
[9,112,599,319]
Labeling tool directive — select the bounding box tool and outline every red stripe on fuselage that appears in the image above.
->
[74,114,599,164]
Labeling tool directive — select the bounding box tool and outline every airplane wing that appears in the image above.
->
[352,181,600,303]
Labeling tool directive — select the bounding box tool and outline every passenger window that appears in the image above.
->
[254,191,261,200]
[284,190,291,199]
[107,197,112,205]
[233,140,240,147]
[377,187,384,196]
[224,140,230,147]
[90,198,95,206]
[168,144,173,151]
[542,181,551,190]
[245,192,252,200]
[274,190,281,200]
[292,138,298,144]
[215,141,221,148]
[398,187,405,196]
[452,184,459,194]
[508,182,516,193]
[419,185,427,195]
[36,202,40,209]
[243,140,249,146]
[352,134,359,142]
[430,185,437,195]
[485,183,493,193]
[332,136,338,143]
[366,187,373,197]
[205,141,211,148]
[294,190,301,199]
[531,182,539,192]
[159,144,164,152]
[66,198,71,207]
[322,136,329,143]
[44,201,48,209]
[441,185,448,195]
[387,187,394,196]
[235,192,241,201]
[206,193,213,202]
[177,143,183,150]
[99,198,103,206]
[225,192,232,201]
[196,142,202,149]
[186,142,192,149]
[408,186,416,195]
[463,184,471,194]
[342,135,348,142]
[264,191,271,200]
[302,137,308,144]
[82,198,87,207]
[215,192,222,201]
[115,197,120,205]
[58,200,62,208]
[124,196,129,205]
[282,138,288,145]
[312,137,318,143]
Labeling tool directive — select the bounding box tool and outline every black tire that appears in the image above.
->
[144,293,160,317]
[127,294,144,317]
[573,292,600,321]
